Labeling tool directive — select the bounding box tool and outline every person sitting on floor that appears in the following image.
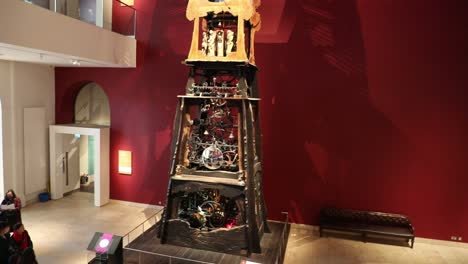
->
[11,223,37,264]
[0,190,22,230]
[0,222,14,264]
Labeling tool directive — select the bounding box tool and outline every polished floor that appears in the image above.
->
[20,192,468,264]
[21,192,159,264]
[284,224,468,264]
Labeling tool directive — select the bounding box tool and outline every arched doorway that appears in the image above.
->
[73,83,111,194]
[49,83,111,206]
[74,82,111,126]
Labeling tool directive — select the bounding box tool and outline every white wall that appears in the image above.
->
[0,0,135,68]
[103,0,113,31]
[0,61,14,199]
[79,135,89,178]
[24,107,48,195]
[0,60,55,204]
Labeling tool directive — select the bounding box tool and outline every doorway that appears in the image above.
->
[79,134,95,194]
[49,125,109,206]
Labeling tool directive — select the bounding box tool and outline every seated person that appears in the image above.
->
[11,223,37,264]
[1,190,22,230]
[0,222,14,264]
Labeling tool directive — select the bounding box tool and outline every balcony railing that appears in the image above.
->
[23,0,136,37]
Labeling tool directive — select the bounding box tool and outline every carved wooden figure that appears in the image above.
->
[216,30,225,57]
[201,31,208,54]
[226,30,235,55]
[186,0,261,64]
[207,30,216,56]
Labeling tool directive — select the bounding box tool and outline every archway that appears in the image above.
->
[49,83,111,206]
[74,82,111,126]
[72,83,110,195]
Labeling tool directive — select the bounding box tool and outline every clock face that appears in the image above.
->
[202,145,224,170]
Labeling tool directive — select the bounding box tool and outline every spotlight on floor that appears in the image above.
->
[87,232,123,264]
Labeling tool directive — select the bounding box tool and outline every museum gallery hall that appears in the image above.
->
[0,0,467,263]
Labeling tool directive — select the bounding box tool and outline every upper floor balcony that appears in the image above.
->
[0,0,137,67]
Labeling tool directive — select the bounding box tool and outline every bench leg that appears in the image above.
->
[319,227,322,237]
[362,233,367,243]
[411,238,414,248]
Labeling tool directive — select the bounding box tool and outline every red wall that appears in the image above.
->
[55,0,468,241]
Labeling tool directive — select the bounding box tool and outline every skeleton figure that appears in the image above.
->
[207,30,216,56]
[225,30,235,55]
[201,31,208,55]
[216,30,224,57]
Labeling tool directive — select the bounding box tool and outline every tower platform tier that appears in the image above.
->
[178,95,260,100]
[172,174,245,187]
[184,60,258,69]
[125,221,289,263]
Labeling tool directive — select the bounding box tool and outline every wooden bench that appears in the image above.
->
[319,207,415,248]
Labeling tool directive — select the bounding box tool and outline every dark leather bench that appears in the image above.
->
[319,207,415,248]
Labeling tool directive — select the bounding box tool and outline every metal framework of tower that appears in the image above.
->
[158,0,268,256]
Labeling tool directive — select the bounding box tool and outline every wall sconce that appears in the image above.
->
[118,150,132,175]
[120,0,134,6]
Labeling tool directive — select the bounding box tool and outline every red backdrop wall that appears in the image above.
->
[55,0,468,241]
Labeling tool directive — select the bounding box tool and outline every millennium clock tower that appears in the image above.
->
[159,0,268,255]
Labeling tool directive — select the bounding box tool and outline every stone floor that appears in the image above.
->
[284,224,468,264]
[21,192,159,264]
[20,192,468,263]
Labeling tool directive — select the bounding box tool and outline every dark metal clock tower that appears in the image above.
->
[159,0,268,255]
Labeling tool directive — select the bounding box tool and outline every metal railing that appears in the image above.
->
[122,211,291,264]
[23,0,137,37]
[122,207,218,263]
[275,212,290,264]
[124,248,217,264]
[122,207,164,248]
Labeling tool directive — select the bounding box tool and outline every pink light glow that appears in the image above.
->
[225,219,236,229]
[95,233,113,254]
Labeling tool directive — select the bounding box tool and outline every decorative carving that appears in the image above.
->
[186,0,261,64]
[165,219,247,254]
[216,30,225,57]
[226,30,235,55]
[201,31,208,54]
[207,30,216,56]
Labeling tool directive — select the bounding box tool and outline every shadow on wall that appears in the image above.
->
[127,0,188,206]
[257,0,409,224]
[108,0,190,205]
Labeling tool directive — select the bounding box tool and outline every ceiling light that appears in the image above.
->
[71,59,81,66]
